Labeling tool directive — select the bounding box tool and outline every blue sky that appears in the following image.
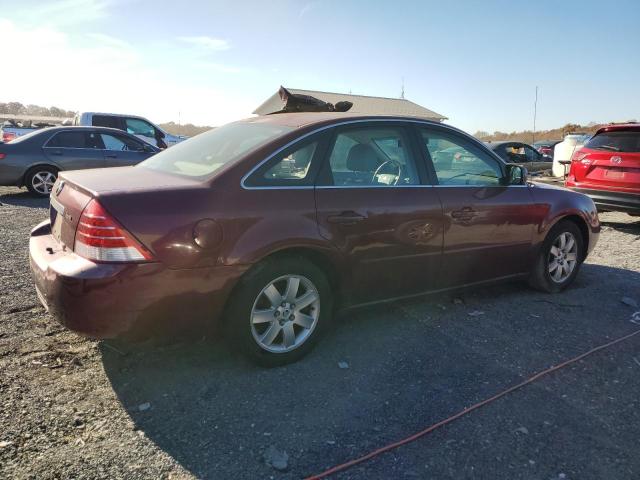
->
[1,0,639,133]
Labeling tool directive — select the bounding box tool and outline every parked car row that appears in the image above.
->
[29,112,601,365]
[0,126,159,196]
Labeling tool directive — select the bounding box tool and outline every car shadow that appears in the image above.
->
[100,263,640,479]
[0,187,48,209]
[600,218,640,235]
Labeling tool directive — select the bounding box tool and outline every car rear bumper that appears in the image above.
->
[29,220,248,338]
[567,187,640,213]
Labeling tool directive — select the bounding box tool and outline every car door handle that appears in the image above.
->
[326,211,366,225]
[104,153,117,158]
[451,207,476,220]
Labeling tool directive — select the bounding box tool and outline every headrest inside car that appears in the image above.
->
[346,144,380,172]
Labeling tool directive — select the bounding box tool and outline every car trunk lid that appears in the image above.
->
[573,150,640,190]
[50,166,202,252]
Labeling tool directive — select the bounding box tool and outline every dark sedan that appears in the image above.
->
[30,113,600,365]
[0,126,159,196]
[486,141,553,173]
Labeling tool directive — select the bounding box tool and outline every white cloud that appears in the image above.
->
[178,36,230,51]
[13,0,113,27]
[0,19,254,127]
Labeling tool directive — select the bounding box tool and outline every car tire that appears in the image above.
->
[225,256,332,367]
[25,166,58,197]
[529,220,584,293]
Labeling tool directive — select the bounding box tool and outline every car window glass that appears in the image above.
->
[263,142,317,181]
[126,118,156,138]
[420,130,502,186]
[585,131,640,152]
[523,146,539,161]
[93,115,121,129]
[46,131,99,149]
[101,133,143,151]
[323,127,419,186]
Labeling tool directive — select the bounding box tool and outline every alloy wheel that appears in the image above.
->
[31,171,56,195]
[250,274,320,353]
[548,231,578,283]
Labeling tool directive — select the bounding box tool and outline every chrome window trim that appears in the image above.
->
[240,118,511,190]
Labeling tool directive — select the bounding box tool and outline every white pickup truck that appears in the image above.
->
[1,112,187,148]
[73,112,187,148]
[1,119,60,143]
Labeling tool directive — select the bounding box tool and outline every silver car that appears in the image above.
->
[0,126,159,196]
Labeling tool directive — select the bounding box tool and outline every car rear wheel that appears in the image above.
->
[529,220,584,293]
[25,166,58,197]
[226,256,332,366]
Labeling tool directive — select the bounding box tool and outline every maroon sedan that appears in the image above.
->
[30,113,600,365]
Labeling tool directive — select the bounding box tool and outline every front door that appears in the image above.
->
[416,126,536,288]
[98,132,152,167]
[314,123,444,303]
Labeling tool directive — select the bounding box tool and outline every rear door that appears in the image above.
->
[314,122,444,303]
[574,129,640,190]
[416,125,536,287]
[124,117,161,147]
[43,130,105,170]
[98,131,154,167]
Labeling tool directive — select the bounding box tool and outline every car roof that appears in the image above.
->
[236,112,446,129]
[36,126,132,134]
[594,123,640,135]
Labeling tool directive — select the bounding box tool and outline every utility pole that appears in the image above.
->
[532,86,538,144]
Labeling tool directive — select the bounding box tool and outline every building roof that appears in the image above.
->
[253,88,447,121]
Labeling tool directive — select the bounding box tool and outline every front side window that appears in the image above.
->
[46,131,100,149]
[420,130,502,186]
[125,118,156,138]
[101,133,144,151]
[322,126,420,186]
[140,121,292,178]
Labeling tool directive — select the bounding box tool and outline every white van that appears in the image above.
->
[73,112,187,148]
[552,134,591,177]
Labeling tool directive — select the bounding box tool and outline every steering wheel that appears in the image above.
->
[372,159,403,186]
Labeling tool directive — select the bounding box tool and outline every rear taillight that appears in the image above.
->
[572,151,590,165]
[0,153,5,160]
[74,199,154,262]
[2,132,16,143]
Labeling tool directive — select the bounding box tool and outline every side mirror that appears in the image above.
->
[506,164,528,185]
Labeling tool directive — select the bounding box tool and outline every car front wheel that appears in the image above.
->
[226,256,332,366]
[529,220,584,293]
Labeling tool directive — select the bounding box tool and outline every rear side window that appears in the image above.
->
[92,115,122,129]
[46,131,100,149]
[586,130,640,153]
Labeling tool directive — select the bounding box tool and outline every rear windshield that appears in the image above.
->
[138,122,293,178]
[586,130,640,153]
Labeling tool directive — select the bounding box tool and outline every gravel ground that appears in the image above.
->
[1,185,640,480]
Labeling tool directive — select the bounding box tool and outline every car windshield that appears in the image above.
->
[586,130,640,153]
[139,122,293,178]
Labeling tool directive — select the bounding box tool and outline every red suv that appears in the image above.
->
[566,124,640,215]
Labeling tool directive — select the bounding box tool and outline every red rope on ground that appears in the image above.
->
[305,328,640,479]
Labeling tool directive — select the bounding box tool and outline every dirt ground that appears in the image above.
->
[1,185,639,480]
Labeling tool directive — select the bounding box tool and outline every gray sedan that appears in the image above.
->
[0,126,159,196]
